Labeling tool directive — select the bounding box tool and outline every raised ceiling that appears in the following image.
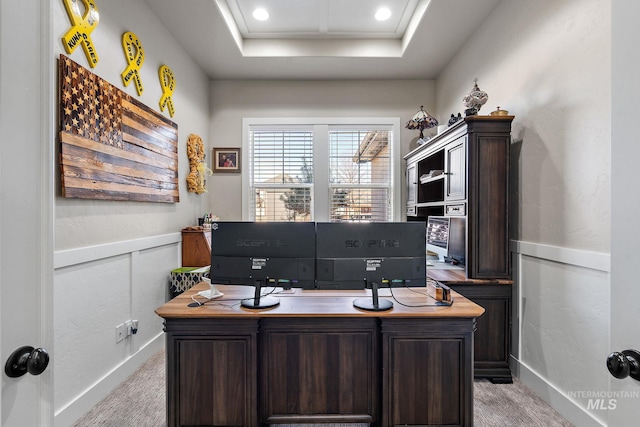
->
[224,0,419,39]
[143,0,502,80]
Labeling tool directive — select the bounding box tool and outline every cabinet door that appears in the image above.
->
[448,284,513,383]
[467,130,510,279]
[165,319,259,427]
[382,319,474,426]
[406,161,418,213]
[445,138,466,201]
[173,337,256,426]
[260,318,378,424]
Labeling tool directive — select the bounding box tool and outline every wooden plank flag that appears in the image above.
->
[59,54,179,203]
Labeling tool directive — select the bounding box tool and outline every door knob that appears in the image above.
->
[607,349,640,381]
[4,346,49,378]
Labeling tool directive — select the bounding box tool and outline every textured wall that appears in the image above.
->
[436,0,610,252]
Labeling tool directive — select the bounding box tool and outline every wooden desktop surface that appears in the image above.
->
[155,282,484,319]
[427,267,513,285]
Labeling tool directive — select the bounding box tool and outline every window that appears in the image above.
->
[250,127,314,222]
[329,129,391,222]
[243,118,401,222]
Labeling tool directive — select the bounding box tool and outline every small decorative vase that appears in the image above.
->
[463,80,488,116]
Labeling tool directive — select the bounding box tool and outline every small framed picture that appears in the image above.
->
[212,148,241,173]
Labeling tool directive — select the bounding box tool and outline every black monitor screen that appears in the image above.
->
[427,216,450,250]
[316,222,426,290]
[426,216,450,262]
[210,221,316,290]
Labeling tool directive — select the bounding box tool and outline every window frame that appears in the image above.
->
[242,117,402,222]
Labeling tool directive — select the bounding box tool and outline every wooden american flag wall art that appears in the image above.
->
[59,54,179,203]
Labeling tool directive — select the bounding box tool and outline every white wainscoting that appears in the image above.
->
[511,240,610,427]
[53,233,181,427]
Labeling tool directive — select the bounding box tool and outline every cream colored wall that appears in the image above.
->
[436,0,611,426]
[207,79,436,220]
[54,0,210,250]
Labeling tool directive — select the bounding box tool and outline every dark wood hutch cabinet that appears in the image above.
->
[405,115,514,383]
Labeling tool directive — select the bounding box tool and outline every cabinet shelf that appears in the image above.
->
[419,173,445,185]
[416,201,445,208]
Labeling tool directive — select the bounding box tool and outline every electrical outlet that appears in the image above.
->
[116,323,126,343]
[124,320,133,336]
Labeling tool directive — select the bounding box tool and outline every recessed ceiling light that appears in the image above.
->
[252,8,270,21]
[375,7,391,21]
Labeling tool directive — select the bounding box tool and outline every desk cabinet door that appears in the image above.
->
[382,318,474,427]
[173,338,255,427]
[164,318,259,427]
[449,284,512,383]
[260,318,378,424]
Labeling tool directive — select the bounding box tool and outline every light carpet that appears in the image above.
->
[72,350,573,426]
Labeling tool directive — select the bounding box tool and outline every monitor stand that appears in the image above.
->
[242,279,280,309]
[427,253,446,267]
[353,280,393,312]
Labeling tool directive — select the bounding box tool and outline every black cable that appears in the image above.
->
[189,282,289,308]
[190,281,452,308]
[387,281,454,307]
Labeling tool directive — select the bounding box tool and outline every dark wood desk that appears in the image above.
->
[156,283,484,427]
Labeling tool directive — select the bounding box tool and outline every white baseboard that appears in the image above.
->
[512,356,606,427]
[54,334,165,427]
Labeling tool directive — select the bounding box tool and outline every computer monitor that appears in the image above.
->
[316,222,426,311]
[210,221,316,309]
[426,216,450,263]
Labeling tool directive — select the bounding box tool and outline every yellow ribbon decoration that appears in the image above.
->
[158,65,176,117]
[61,0,100,67]
[121,31,145,96]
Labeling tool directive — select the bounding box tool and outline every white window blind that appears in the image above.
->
[249,128,314,222]
[329,129,392,222]
[245,118,400,222]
